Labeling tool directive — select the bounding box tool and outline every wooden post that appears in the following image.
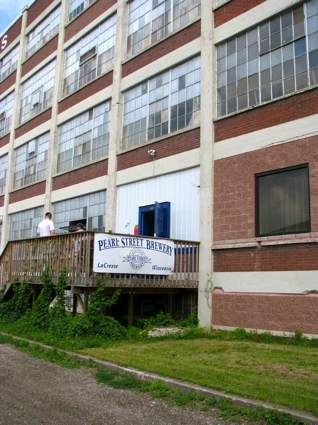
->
[128,293,134,327]
[83,289,89,313]
[72,293,78,316]
[168,294,173,316]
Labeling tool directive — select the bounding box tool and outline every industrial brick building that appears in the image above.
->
[0,0,317,334]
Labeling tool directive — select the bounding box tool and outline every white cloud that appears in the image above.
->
[0,0,30,19]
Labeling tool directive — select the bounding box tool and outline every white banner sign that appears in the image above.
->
[93,234,175,275]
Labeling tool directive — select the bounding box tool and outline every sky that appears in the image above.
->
[0,0,30,35]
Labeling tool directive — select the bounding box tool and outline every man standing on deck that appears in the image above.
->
[37,212,55,237]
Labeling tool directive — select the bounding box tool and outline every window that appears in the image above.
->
[127,0,200,57]
[217,0,318,117]
[68,0,97,21]
[26,6,60,58]
[123,56,200,149]
[9,207,44,241]
[53,191,105,234]
[0,154,8,195]
[63,16,116,96]
[256,165,310,237]
[139,202,171,237]
[57,101,111,173]
[0,44,19,82]
[0,91,14,138]
[13,133,49,190]
[19,60,56,124]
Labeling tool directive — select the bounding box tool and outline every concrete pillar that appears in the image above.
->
[0,8,28,253]
[104,0,128,232]
[198,0,215,328]
[44,0,68,214]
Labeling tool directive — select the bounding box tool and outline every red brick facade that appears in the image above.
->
[0,72,16,96]
[215,87,318,142]
[214,243,318,272]
[58,71,113,113]
[122,21,201,77]
[212,291,318,335]
[214,0,265,27]
[65,0,117,42]
[15,109,52,139]
[0,17,22,55]
[9,181,46,204]
[214,136,318,242]
[0,134,10,149]
[52,159,108,190]
[22,36,58,77]
[27,0,56,25]
[117,128,200,171]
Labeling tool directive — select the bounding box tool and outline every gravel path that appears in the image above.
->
[0,344,234,425]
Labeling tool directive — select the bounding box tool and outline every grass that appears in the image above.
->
[81,337,318,417]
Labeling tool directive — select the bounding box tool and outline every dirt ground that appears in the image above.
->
[0,344,234,425]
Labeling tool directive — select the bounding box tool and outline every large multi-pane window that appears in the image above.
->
[63,16,116,96]
[0,154,8,195]
[53,191,105,234]
[68,0,97,21]
[123,56,200,149]
[57,101,111,174]
[26,6,60,59]
[127,0,200,57]
[217,0,318,117]
[256,165,310,237]
[0,91,14,138]
[13,133,49,190]
[19,60,56,124]
[0,45,19,82]
[9,207,43,241]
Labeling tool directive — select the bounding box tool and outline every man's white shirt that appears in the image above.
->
[37,219,55,237]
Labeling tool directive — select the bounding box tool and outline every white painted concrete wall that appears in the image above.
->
[116,167,200,241]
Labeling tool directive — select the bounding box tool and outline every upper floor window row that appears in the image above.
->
[57,101,111,174]
[123,56,200,150]
[217,0,318,117]
[63,15,116,97]
[0,45,19,82]
[0,154,8,195]
[19,60,56,125]
[13,132,49,191]
[69,0,97,22]
[127,0,200,57]
[26,6,61,59]
[0,91,14,138]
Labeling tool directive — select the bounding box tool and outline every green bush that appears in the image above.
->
[0,280,33,321]
[28,269,55,330]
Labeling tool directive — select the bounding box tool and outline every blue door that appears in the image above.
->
[139,202,171,238]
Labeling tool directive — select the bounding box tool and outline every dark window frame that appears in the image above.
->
[255,164,311,237]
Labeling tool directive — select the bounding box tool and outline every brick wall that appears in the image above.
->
[117,128,200,171]
[214,0,265,27]
[52,159,108,190]
[0,134,10,149]
[9,181,46,203]
[0,195,4,207]
[0,17,22,55]
[15,109,52,139]
[58,71,113,113]
[214,136,318,241]
[0,72,16,96]
[215,87,318,142]
[22,35,58,76]
[27,0,56,25]
[214,243,318,272]
[122,21,201,77]
[65,0,117,42]
[212,291,318,335]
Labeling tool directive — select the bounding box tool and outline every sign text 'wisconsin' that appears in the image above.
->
[93,234,175,275]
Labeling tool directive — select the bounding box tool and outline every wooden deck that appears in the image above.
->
[0,232,200,290]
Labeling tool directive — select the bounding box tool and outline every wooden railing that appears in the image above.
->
[0,232,199,289]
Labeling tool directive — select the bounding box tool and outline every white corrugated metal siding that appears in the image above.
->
[116,167,200,241]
